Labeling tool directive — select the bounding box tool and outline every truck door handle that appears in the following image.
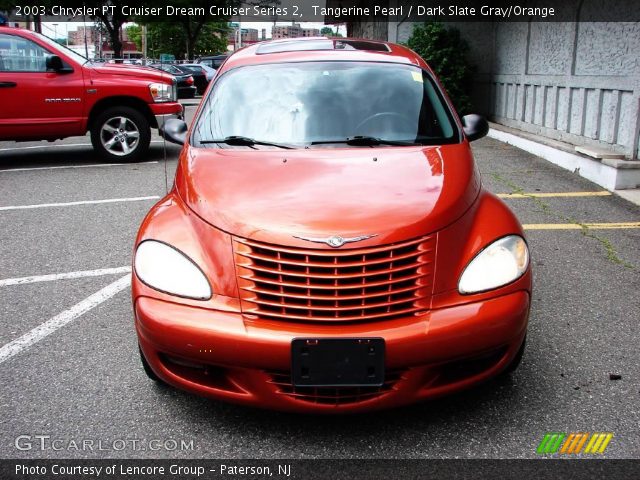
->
[0,82,17,88]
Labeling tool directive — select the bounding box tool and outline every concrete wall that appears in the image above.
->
[389,6,640,159]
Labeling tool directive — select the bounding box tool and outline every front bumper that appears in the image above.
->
[149,102,184,129]
[136,290,530,413]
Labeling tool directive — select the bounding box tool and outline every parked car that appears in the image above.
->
[0,26,183,162]
[196,54,227,70]
[134,37,531,413]
[175,63,215,95]
[188,63,216,82]
[149,64,196,99]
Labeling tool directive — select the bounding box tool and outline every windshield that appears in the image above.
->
[192,62,458,148]
[36,33,89,65]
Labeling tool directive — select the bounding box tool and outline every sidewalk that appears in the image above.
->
[487,123,640,206]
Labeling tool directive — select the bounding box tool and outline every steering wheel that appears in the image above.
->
[354,112,416,136]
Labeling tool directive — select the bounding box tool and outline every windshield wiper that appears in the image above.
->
[199,136,294,149]
[310,136,421,146]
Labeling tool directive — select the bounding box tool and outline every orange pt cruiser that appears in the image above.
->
[133,38,531,413]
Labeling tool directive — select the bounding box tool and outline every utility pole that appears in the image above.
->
[98,24,103,59]
[142,24,147,61]
[83,16,89,58]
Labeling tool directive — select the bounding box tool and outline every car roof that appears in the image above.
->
[0,25,32,37]
[219,37,430,74]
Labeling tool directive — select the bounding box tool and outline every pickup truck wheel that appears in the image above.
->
[91,106,151,162]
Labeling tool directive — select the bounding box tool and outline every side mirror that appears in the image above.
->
[45,55,71,73]
[462,114,489,142]
[161,118,188,145]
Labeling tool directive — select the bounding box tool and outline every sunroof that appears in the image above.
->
[336,40,391,52]
[256,38,391,55]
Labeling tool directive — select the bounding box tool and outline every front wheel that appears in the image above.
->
[91,106,151,162]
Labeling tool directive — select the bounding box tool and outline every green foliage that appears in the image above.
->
[125,25,142,51]
[320,26,342,38]
[146,22,228,60]
[405,22,475,115]
[193,23,229,56]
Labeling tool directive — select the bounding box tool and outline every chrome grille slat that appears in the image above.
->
[234,235,435,322]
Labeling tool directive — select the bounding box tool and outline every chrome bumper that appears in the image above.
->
[155,113,183,129]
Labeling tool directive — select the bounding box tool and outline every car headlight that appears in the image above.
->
[458,235,529,294]
[149,82,174,103]
[134,240,211,300]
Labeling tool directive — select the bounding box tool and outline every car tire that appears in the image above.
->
[139,346,163,383]
[91,106,151,162]
[503,335,526,375]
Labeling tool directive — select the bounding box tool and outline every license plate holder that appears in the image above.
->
[291,338,385,387]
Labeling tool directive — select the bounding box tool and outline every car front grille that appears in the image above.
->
[265,369,406,405]
[233,235,435,322]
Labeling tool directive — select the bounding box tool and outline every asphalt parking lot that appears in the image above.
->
[1,101,639,460]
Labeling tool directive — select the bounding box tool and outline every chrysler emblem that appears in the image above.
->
[293,234,377,248]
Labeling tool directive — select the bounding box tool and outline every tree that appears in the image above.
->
[320,26,343,38]
[5,0,269,60]
[19,0,132,57]
[145,21,228,60]
[161,0,277,59]
[134,0,240,59]
[126,24,142,51]
[92,1,129,58]
[405,22,475,115]
[191,22,228,57]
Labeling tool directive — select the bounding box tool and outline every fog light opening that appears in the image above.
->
[163,354,206,370]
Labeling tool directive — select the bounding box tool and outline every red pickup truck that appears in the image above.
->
[0,26,183,162]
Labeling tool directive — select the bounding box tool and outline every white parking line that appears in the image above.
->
[0,140,165,153]
[0,143,92,151]
[0,196,160,211]
[0,275,131,365]
[0,266,131,287]
[0,161,158,172]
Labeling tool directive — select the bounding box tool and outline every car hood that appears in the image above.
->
[175,143,480,247]
[89,63,171,82]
